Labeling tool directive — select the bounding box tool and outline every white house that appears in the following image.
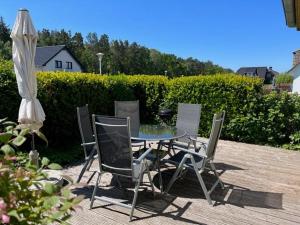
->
[35,45,83,72]
[288,50,300,93]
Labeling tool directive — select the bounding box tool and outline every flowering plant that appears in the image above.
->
[0,118,82,224]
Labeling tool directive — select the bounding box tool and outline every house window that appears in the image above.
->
[66,62,72,69]
[55,60,62,68]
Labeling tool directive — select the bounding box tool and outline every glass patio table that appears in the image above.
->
[131,124,186,192]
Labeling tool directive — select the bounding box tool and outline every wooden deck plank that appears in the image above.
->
[63,139,300,225]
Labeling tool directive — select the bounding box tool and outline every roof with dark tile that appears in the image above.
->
[236,67,278,79]
[35,45,66,66]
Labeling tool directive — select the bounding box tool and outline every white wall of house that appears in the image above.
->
[289,64,300,93]
[37,50,82,72]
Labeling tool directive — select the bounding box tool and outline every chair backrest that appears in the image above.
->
[176,103,201,143]
[206,111,225,160]
[77,105,94,156]
[92,115,133,177]
[115,100,140,134]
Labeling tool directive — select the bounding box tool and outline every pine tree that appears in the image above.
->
[0,17,12,59]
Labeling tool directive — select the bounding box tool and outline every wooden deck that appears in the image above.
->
[63,140,300,225]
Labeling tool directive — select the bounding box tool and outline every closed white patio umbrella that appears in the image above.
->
[10,9,45,164]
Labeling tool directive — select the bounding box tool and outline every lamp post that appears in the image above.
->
[96,53,104,74]
[164,70,168,76]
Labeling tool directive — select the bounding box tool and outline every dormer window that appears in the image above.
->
[66,62,72,69]
[55,60,62,68]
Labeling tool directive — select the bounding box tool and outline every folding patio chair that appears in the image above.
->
[76,105,97,183]
[163,103,201,151]
[115,100,146,148]
[90,115,155,221]
[164,112,225,205]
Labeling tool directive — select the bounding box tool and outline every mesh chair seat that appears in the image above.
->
[90,115,156,221]
[76,105,98,183]
[167,151,204,169]
[164,112,226,206]
[115,100,145,149]
[163,103,201,153]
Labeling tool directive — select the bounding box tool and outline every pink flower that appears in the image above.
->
[0,200,6,210]
[2,214,10,224]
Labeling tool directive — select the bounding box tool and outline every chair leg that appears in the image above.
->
[209,162,224,189]
[129,164,144,221]
[77,148,96,183]
[87,171,97,184]
[190,156,213,205]
[76,159,90,183]
[86,157,95,171]
[145,161,155,196]
[164,154,188,193]
[157,141,163,192]
[90,172,102,209]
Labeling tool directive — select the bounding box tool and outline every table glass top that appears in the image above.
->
[131,124,186,141]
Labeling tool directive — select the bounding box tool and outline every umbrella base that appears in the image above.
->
[29,149,39,167]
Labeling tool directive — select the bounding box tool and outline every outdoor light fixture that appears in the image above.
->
[96,52,104,74]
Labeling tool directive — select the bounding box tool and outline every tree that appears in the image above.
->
[37,29,53,46]
[0,17,11,60]
[11,15,233,75]
[98,34,111,74]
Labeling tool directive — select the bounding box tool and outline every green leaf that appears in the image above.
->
[5,125,14,132]
[0,117,8,124]
[0,132,13,144]
[8,209,22,221]
[61,188,71,198]
[12,135,26,146]
[1,144,15,155]
[60,202,72,211]
[50,211,64,220]
[2,121,17,126]
[19,128,30,136]
[43,182,57,195]
[43,196,59,209]
[72,195,84,205]
[48,163,62,170]
[41,157,50,166]
[34,130,48,146]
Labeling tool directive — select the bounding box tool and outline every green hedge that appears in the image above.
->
[2,58,300,150]
[0,59,19,121]
[15,71,166,145]
[163,75,263,137]
[226,92,300,145]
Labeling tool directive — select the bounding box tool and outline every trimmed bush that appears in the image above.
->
[1,59,300,151]
[226,92,300,146]
[37,72,167,145]
[163,74,263,137]
[0,59,19,121]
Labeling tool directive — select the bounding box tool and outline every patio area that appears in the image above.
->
[63,140,300,225]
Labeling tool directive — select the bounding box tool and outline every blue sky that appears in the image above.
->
[1,0,299,72]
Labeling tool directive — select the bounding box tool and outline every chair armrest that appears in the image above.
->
[174,146,208,158]
[189,136,207,149]
[81,141,96,146]
[135,147,153,163]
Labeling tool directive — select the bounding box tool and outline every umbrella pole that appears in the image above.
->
[31,132,35,150]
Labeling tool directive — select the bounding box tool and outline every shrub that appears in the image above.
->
[226,92,300,146]
[0,59,19,121]
[2,59,300,151]
[0,118,82,225]
[37,72,167,145]
[275,73,293,84]
[163,74,263,137]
